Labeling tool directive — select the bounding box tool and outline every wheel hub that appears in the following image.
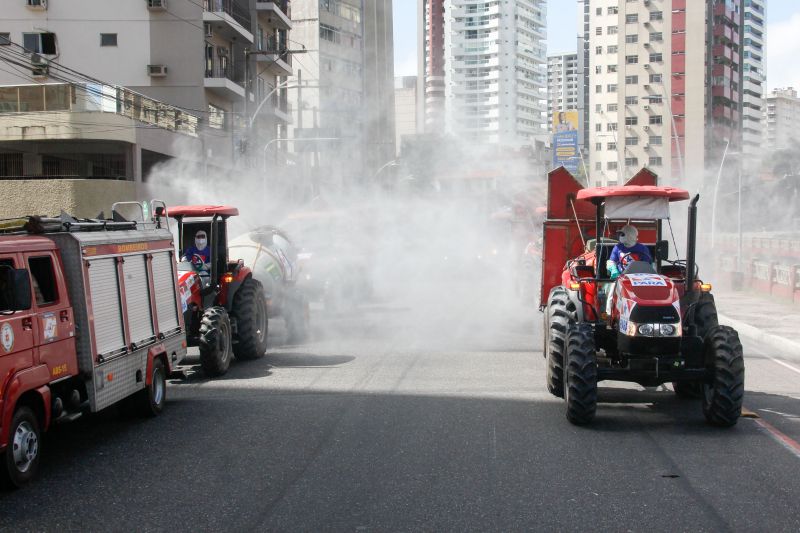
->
[12,421,38,473]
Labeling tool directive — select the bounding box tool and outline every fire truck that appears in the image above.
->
[0,202,187,487]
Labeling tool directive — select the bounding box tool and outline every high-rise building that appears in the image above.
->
[585,0,746,187]
[547,53,581,135]
[288,0,395,193]
[419,0,547,146]
[577,0,591,155]
[394,76,419,154]
[740,0,766,164]
[765,88,800,150]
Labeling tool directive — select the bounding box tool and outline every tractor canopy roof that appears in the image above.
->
[167,205,239,218]
[576,186,690,203]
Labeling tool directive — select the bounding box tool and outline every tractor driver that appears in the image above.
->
[182,230,211,279]
[606,224,652,280]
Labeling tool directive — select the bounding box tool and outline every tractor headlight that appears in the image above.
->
[660,324,677,336]
[626,321,682,337]
[638,324,655,336]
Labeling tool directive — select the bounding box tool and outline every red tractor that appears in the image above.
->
[165,206,268,376]
[541,168,744,426]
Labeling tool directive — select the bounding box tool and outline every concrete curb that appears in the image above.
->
[718,312,800,363]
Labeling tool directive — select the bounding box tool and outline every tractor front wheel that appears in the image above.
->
[199,306,233,376]
[565,323,598,425]
[545,287,577,398]
[702,326,745,427]
[231,277,269,360]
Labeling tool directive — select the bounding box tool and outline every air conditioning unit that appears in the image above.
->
[644,0,651,5]
[644,84,651,89]
[644,64,651,69]
[204,23,213,37]
[643,125,650,131]
[148,64,167,77]
[30,54,48,77]
[644,143,650,149]
[26,0,47,9]
[644,43,651,48]
[147,0,167,11]
[643,105,650,111]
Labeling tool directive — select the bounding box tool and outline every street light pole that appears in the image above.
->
[710,137,731,250]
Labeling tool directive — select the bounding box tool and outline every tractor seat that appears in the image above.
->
[623,261,657,275]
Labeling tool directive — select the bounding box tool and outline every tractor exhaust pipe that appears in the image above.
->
[685,194,700,295]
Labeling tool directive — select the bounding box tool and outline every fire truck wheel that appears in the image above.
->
[702,326,745,427]
[545,288,576,398]
[199,307,233,376]
[138,358,167,417]
[565,323,598,425]
[1,406,41,488]
[286,290,310,343]
[231,278,269,360]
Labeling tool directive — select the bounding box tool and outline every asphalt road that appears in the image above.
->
[1,284,800,532]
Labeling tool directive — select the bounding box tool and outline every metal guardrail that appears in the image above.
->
[204,0,252,29]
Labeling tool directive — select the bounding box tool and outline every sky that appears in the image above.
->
[393,0,800,92]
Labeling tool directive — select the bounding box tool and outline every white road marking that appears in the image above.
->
[765,355,800,376]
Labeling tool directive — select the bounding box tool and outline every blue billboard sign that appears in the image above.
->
[553,130,580,174]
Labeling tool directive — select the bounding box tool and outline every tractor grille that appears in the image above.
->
[630,305,680,324]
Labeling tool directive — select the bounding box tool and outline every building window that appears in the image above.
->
[100,33,117,47]
[608,26,618,35]
[208,104,226,130]
[650,11,663,21]
[625,136,638,146]
[625,116,638,126]
[649,74,663,84]
[626,14,638,23]
[596,27,602,35]
[650,32,663,42]
[649,53,663,62]
[22,32,56,54]
[608,161,618,170]
[608,64,617,73]
[626,34,638,44]
[596,123,603,132]
[649,136,663,145]
[607,84,617,93]
[626,55,638,64]
[625,96,638,105]
[625,75,638,85]
[596,65,602,74]
[596,7,602,15]
[649,115,663,125]
[596,104,602,112]
[607,123,618,131]
[596,46,603,55]
[596,143,603,151]
[625,157,639,167]
[28,256,58,305]
[608,6,618,15]
[595,162,602,171]
[596,84,602,93]
[607,103,618,112]
[608,142,617,150]
[0,33,10,46]
[649,156,663,166]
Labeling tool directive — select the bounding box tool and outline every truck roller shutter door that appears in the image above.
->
[88,257,126,356]
[123,254,155,345]
[152,251,180,334]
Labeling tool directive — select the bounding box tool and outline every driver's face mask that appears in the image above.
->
[196,235,207,250]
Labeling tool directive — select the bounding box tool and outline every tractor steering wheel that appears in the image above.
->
[191,253,207,272]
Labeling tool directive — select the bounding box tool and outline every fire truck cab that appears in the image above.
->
[0,202,187,487]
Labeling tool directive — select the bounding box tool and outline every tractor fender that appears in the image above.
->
[222,274,250,312]
[0,366,52,449]
[145,344,171,386]
[563,287,587,323]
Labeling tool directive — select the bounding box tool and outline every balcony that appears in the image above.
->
[203,0,254,43]
[204,61,246,99]
[256,1,291,30]
[254,36,292,76]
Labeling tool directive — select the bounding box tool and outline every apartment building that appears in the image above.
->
[586,0,743,187]
[547,53,582,140]
[0,0,293,179]
[287,0,395,193]
[441,0,547,146]
[419,0,446,132]
[395,76,419,154]
[740,0,766,164]
[765,87,800,150]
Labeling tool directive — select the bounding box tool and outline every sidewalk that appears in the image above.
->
[714,290,800,361]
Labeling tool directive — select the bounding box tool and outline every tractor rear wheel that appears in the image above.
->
[231,277,269,360]
[199,306,233,376]
[545,287,577,398]
[702,326,745,427]
[564,323,598,425]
